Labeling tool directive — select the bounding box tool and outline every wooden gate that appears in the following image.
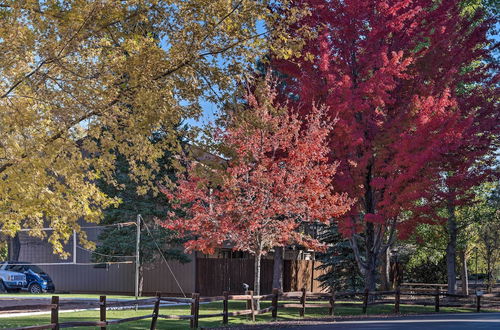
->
[195,258,274,296]
[195,258,328,296]
[283,260,329,292]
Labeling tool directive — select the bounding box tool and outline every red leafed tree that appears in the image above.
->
[272,0,499,291]
[161,83,353,296]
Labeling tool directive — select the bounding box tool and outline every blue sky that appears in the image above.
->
[185,99,219,128]
[182,20,268,129]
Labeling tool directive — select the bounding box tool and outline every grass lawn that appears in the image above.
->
[0,300,479,329]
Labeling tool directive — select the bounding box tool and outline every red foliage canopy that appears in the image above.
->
[273,0,499,239]
[161,85,353,256]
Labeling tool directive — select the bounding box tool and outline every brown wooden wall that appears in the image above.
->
[195,258,328,296]
[195,258,274,296]
[17,229,196,295]
[32,260,196,295]
[17,228,328,296]
[283,260,329,293]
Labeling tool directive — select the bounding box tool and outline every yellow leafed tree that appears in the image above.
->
[0,0,302,255]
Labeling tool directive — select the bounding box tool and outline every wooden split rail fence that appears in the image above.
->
[5,286,499,330]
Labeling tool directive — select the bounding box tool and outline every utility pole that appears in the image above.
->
[73,230,77,264]
[135,214,141,308]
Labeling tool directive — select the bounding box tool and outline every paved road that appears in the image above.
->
[281,313,500,330]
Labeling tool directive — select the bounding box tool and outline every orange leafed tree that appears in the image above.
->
[161,83,353,296]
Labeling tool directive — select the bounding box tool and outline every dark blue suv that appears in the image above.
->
[0,262,55,294]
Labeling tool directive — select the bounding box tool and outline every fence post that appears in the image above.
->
[99,295,106,330]
[51,296,59,330]
[250,291,255,322]
[394,286,400,314]
[190,293,200,329]
[300,287,306,317]
[245,290,250,320]
[434,287,440,312]
[329,289,336,317]
[223,291,229,324]
[245,290,255,322]
[150,292,161,330]
[476,294,481,313]
[272,288,279,319]
[362,288,369,314]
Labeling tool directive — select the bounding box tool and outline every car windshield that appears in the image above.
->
[8,265,24,272]
[26,265,45,274]
[8,263,46,274]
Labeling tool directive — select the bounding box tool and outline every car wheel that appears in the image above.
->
[29,283,42,294]
[0,281,6,293]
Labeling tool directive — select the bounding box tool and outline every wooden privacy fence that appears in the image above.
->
[5,287,500,330]
[195,258,329,295]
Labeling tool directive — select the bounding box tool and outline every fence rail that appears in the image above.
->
[5,286,500,330]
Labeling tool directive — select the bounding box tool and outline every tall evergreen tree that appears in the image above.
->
[316,224,363,292]
[93,131,189,296]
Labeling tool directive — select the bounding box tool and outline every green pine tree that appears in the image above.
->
[93,131,190,295]
[316,223,363,292]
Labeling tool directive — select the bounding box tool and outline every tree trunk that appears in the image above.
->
[349,164,397,294]
[254,251,262,310]
[446,199,457,295]
[272,247,284,291]
[364,221,378,292]
[380,248,390,290]
[363,165,379,293]
[364,259,377,293]
[8,234,21,261]
[459,250,469,296]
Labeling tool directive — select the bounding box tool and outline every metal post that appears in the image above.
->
[435,287,440,312]
[223,291,229,324]
[135,214,141,309]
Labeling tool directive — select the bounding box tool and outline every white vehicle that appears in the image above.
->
[0,269,26,293]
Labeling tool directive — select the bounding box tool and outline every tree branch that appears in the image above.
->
[0,3,98,99]
[349,225,367,273]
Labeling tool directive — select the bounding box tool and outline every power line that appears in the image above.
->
[81,222,136,229]
[141,215,186,298]
[77,245,135,258]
